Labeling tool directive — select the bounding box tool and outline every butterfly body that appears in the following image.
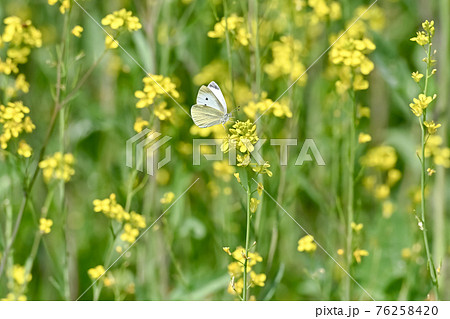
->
[191,81,231,128]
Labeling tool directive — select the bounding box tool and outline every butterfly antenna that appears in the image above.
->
[231,105,240,114]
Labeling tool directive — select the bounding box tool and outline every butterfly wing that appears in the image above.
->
[207,81,227,113]
[191,104,224,128]
[196,85,226,113]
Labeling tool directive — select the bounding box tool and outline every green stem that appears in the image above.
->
[242,179,251,301]
[344,80,356,300]
[419,40,439,300]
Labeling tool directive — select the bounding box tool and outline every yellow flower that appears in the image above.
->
[250,198,260,213]
[358,133,371,144]
[17,140,32,157]
[257,183,264,196]
[221,120,259,154]
[361,146,397,171]
[15,74,29,93]
[133,117,149,133]
[353,249,369,263]
[427,168,436,176]
[88,265,105,280]
[10,264,32,285]
[358,106,370,118]
[223,247,231,255]
[1,293,27,301]
[297,235,317,252]
[233,173,241,183]
[105,36,119,49]
[48,0,70,15]
[39,218,53,234]
[154,101,173,121]
[409,94,434,117]
[351,222,363,232]
[135,75,179,108]
[337,248,344,256]
[71,25,83,38]
[410,31,429,46]
[101,9,142,31]
[424,120,441,135]
[208,15,250,46]
[244,96,292,120]
[252,162,273,177]
[38,152,75,183]
[0,101,35,149]
[120,223,139,243]
[264,36,307,85]
[93,193,130,222]
[160,192,175,204]
[250,271,266,287]
[411,71,424,83]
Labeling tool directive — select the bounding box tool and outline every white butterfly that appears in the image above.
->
[191,81,231,128]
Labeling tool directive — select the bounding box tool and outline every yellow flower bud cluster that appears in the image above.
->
[244,95,292,120]
[101,9,142,49]
[39,152,75,183]
[0,101,35,150]
[0,16,42,75]
[93,194,146,244]
[264,36,307,85]
[297,235,317,252]
[330,20,375,93]
[135,75,179,109]
[48,0,70,15]
[208,15,250,46]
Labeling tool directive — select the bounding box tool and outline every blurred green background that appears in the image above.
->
[0,0,449,300]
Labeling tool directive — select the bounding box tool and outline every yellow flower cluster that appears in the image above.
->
[302,0,342,24]
[361,146,401,215]
[221,120,273,177]
[225,246,266,296]
[88,265,105,280]
[0,101,35,150]
[297,235,317,252]
[353,248,369,263]
[244,95,293,120]
[135,75,179,108]
[208,15,250,46]
[133,117,149,133]
[93,194,146,243]
[102,9,142,31]
[71,25,83,38]
[330,19,376,93]
[1,264,32,301]
[48,0,70,14]
[409,94,435,117]
[39,218,53,234]
[264,36,307,85]
[0,16,42,75]
[11,264,32,285]
[38,152,75,183]
[410,20,434,47]
[101,9,142,49]
[160,192,175,204]
[425,136,450,168]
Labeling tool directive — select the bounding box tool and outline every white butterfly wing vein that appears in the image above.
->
[191,104,224,128]
[196,85,226,113]
[207,81,227,113]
